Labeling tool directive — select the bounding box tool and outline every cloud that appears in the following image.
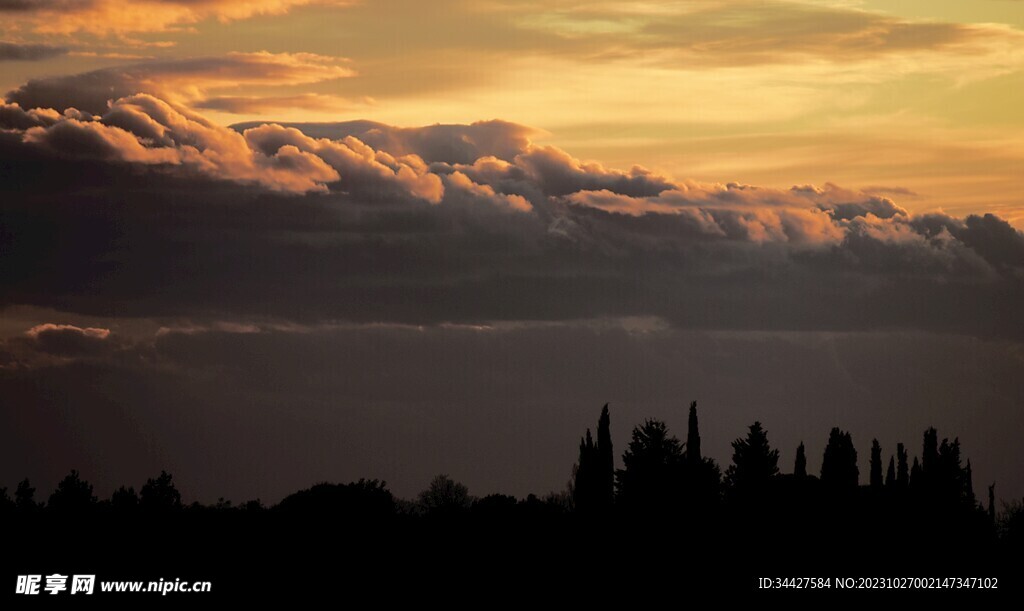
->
[25,323,110,340]
[563,182,911,244]
[19,95,342,193]
[497,145,675,197]
[0,101,63,129]
[1,93,1022,341]
[18,323,113,358]
[0,41,68,61]
[511,1,1024,73]
[444,171,532,212]
[243,123,447,201]
[0,0,352,36]
[5,52,355,114]
[233,119,542,165]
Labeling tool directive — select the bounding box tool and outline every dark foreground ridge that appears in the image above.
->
[3,403,1022,600]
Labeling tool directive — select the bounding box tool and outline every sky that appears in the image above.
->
[1,1,1022,505]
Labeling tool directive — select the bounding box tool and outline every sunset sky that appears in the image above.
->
[2,1,1022,505]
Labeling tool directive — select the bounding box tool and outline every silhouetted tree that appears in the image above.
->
[965,460,975,506]
[596,404,614,510]
[686,401,701,466]
[724,421,779,494]
[615,419,685,512]
[910,457,922,489]
[934,436,973,506]
[419,474,472,515]
[794,442,807,478]
[0,486,12,513]
[820,428,858,490]
[885,456,896,488]
[241,499,265,512]
[1000,499,1024,546]
[275,479,393,518]
[896,443,909,488]
[869,439,883,489]
[542,490,572,514]
[922,427,939,483]
[15,479,40,512]
[140,471,182,512]
[472,493,518,518]
[680,402,722,509]
[572,429,599,512]
[48,470,97,513]
[572,404,614,514]
[111,486,139,512]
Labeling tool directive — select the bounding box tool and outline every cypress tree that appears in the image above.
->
[573,429,597,512]
[885,456,896,488]
[794,442,807,478]
[574,404,615,514]
[686,401,701,467]
[821,428,858,489]
[870,439,883,489]
[596,404,614,510]
[965,460,975,505]
[896,443,909,488]
[922,427,939,479]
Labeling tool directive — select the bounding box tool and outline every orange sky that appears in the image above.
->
[2,0,1023,225]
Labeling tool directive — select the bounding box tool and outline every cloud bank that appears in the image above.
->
[1,91,1022,341]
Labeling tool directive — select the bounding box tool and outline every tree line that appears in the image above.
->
[2,402,1022,547]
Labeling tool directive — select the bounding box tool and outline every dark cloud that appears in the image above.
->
[233,119,540,165]
[21,323,112,356]
[0,101,63,129]
[1,95,1023,342]
[0,41,68,61]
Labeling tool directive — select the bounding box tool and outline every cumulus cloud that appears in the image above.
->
[445,171,532,212]
[20,95,343,193]
[233,119,542,165]
[0,0,352,36]
[5,52,355,114]
[0,93,1022,340]
[0,101,63,129]
[564,182,907,244]
[492,145,675,198]
[14,323,114,358]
